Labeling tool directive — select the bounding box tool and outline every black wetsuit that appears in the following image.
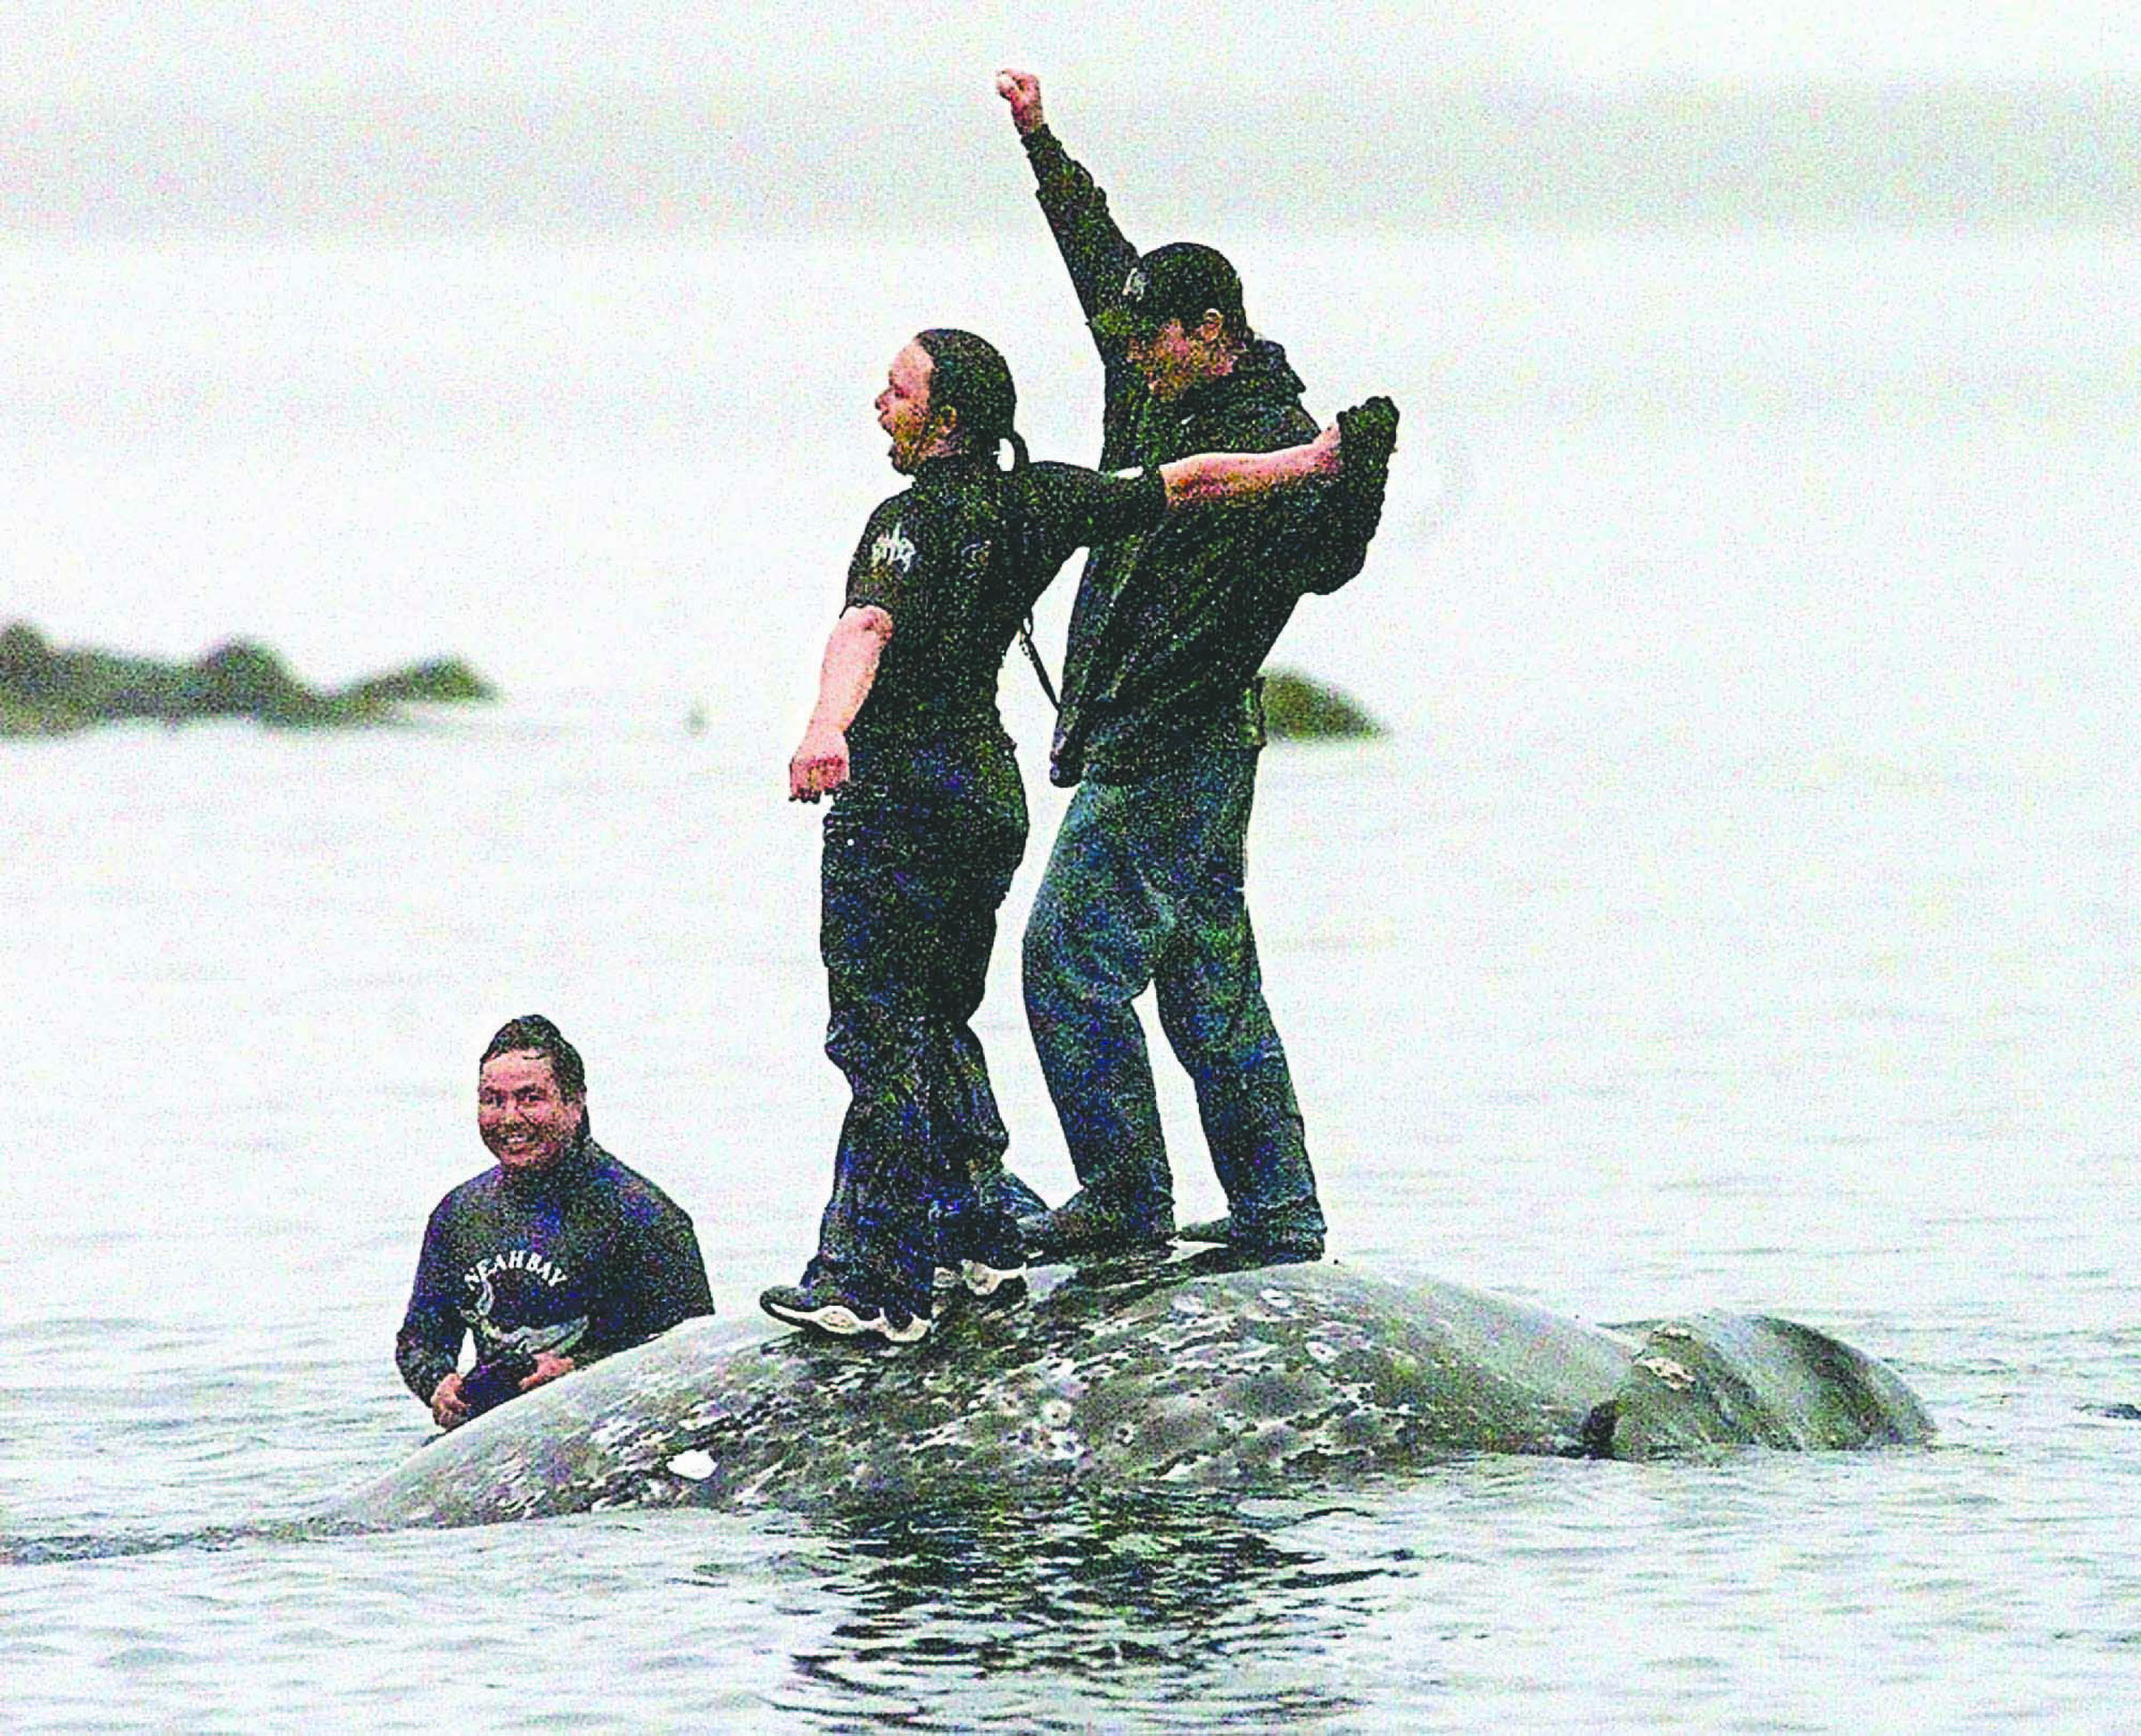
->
[396,1125,714,1407]
[804,453,1168,1314]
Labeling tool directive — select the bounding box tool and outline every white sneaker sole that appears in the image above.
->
[962,1260,1028,1298]
[765,1298,885,1337]
[765,1296,932,1344]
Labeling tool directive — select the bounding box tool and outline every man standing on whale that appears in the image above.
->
[760,327,1383,1346]
[996,70,1396,1268]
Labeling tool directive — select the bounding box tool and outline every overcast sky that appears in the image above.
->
[17,0,2141,107]
[11,4,2130,233]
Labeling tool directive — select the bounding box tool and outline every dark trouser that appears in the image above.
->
[806,733,1029,1311]
[1021,740,1325,1250]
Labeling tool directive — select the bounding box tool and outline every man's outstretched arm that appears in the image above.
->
[1160,422,1344,509]
[996,70,1138,334]
[1025,414,1367,573]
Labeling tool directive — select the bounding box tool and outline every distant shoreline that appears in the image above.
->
[0,621,492,737]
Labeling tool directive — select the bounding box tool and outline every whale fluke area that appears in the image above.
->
[340,1261,1930,1533]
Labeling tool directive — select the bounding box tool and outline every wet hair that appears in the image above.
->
[480,1013,586,1101]
[914,328,1029,472]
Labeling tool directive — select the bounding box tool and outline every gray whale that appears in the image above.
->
[339,1261,1931,1531]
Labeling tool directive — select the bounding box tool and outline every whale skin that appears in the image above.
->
[339,1261,1932,1531]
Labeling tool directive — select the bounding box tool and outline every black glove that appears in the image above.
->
[1329,394,1399,537]
[459,1351,538,1418]
[1300,393,1400,596]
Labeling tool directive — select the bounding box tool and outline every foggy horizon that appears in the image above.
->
[8,74,2135,235]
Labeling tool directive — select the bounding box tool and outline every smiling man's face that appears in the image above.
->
[477,1049,583,1172]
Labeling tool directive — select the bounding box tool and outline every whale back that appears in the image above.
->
[339,1263,1637,1529]
[337,1267,1932,1532]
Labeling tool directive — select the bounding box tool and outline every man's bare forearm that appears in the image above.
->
[808,607,891,733]
[1161,424,1343,509]
[789,606,892,803]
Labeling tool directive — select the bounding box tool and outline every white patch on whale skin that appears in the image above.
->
[912,1420,974,1452]
[1635,1355,1698,1391]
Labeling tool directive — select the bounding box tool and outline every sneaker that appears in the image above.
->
[1019,1191,1173,1266]
[1178,1213,1324,1265]
[872,1297,932,1343]
[958,1209,1029,1300]
[932,1199,1030,1299]
[759,1279,931,1344]
[1249,1240,1323,1266]
[1180,1241,1322,1276]
[958,1254,1028,1302]
[933,1247,1029,1300]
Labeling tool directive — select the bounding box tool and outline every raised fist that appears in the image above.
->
[996,69,1046,136]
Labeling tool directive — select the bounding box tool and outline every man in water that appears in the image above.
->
[996,70,1396,1268]
[396,1014,714,1429]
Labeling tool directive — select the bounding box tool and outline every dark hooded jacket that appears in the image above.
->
[395,1124,713,1404]
[1021,126,1374,784]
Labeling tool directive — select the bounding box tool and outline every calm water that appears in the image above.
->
[3,229,2138,1728]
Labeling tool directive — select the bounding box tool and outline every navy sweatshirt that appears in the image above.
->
[395,1127,713,1403]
